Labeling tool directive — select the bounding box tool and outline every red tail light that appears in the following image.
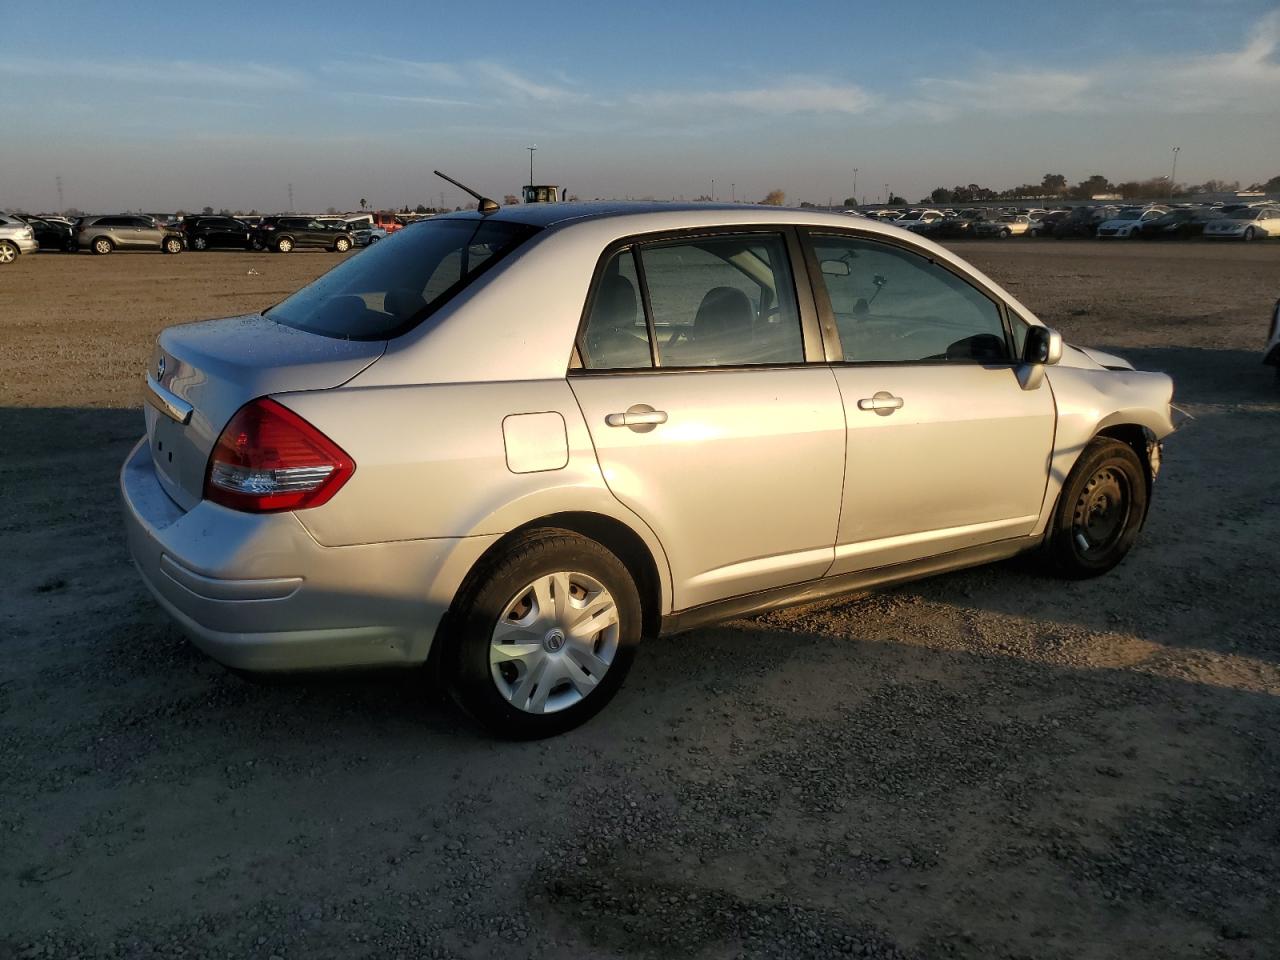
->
[204,398,354,513]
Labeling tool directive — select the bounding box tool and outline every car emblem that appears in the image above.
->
[156,356,166,380]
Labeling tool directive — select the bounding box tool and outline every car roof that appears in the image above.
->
[431,200,914,236]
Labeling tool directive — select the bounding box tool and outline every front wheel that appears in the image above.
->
[192,236,208,250]
[92,237,113,255]
[447,529,642,738]
[1243,227,1256,242]
[275,236,294,253]
[0,240,18,264]
[163,237,183,254]
[334,236,351,252]
[999,228,1011,239]
[1044,439,1148,578]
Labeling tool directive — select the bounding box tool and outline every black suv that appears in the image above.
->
[182,216,254,251]
[252,216,354,253]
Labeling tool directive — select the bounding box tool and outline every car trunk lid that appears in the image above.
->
[144,314,385,511]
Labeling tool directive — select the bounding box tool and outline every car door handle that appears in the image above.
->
[605,405,668,429]
[857,392,904,415]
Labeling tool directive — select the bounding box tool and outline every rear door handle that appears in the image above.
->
[605,404,668,430]
[857,392,904,416]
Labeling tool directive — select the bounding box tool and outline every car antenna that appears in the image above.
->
[433,170,499,214]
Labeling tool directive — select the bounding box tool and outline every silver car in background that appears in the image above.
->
[0,212,39,263]
[121,202,1181,738]
[77,215,184,255]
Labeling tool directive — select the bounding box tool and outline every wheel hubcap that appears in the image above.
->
[1072,467,1130,556]
[490,571,620,715]
[0,245,14,263]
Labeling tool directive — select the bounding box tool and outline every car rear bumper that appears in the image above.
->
[120,438,495,672]
[9,236,38,254]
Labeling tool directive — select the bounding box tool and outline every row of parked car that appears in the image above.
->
[858,200,1280,242]
[0,212,400,264]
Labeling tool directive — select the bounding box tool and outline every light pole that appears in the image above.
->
[711,178,715,202]
[731,183,735,203]
[1169,146,1180,200]
[853,168,858,205]
[885,183,890,206]
[526,145,537,188]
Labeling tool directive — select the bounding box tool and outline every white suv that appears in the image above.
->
[0,212,38,264]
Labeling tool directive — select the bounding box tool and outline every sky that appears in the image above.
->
[3,0,1279,212]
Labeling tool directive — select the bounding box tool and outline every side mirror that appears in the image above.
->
[1023,325,1062,365]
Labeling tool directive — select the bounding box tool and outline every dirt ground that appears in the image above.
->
[2,241,1279,959]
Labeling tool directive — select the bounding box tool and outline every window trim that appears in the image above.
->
[797,227,1021,367]
[570,225,825,376]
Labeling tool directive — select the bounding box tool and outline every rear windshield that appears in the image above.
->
[267,218,538,340]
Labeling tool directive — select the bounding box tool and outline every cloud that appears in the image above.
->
[471,61,589,102]
[905,10,1280,119]
[0,57,306,89]
[631,79,875,116]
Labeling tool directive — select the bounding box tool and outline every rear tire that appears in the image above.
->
[334,236,351,253]
[192,236,208,250]
[0,240,18,264]
[276,236,294,253]
[92,237,113,255]
[1044,438,1148,579]
[446,529,642,739]
[1243,227,1256,242]
[163,237,183,254]
[999,228,1011,239]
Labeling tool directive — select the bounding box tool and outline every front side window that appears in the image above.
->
[809,233,1008,363]
[268,218,538,340]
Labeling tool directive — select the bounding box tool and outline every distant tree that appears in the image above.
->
[930,187,953,203]
[359,198,367,211]
[887,193,907,205]
[693,194,713,202]
[567,194,580,201]
[1041,173,1067,195]
[248,209,259,216]
[218,208,232,217]
[63,207,83,218]
[1260,175,1280,192]
[414,203,429,214]
[201,205,214,215]
[799,201,817,208]
[326,206,338,215]
[503,194,520,205]
[761,189,786,206]
[1070,174,1113,199]
[842,196,858,206]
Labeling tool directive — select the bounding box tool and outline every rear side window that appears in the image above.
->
[580,249,652,369]
[268,218,538,340]
[580,232,804,370]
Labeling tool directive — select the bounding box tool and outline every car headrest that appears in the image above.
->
[694,286,753,339]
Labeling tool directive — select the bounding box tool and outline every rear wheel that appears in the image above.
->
[276,236,294,253]
[92,237,113,255]
[1044,438,1148,578]
[334,236,351,252]
[447,529,642,739]
[192,236,208,250]
[1243,227,1257,242]
[0,240,18,264]
[163,237,183,254]
[999,228,1011,239]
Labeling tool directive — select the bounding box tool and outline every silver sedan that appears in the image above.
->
[122,202,1182,737]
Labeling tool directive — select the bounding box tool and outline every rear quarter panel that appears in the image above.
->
[277,379,674,610]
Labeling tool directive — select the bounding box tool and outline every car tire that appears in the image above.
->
[92,237,113,255]
[192,236,207,250]
[1044,438,1148,579]
[275,236,294,253]
[368,235,380,244]
[334,236,351,253]
[163,237,183,254]
[0,240,18,264]
[1243,227,1256,242]
[446,528,642,739]
[999,228,1011,239]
